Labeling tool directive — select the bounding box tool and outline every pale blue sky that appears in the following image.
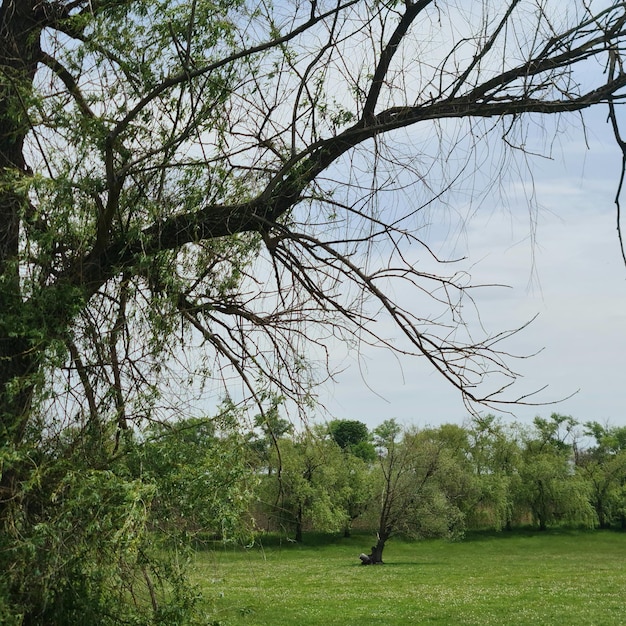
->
[318,107,626,431]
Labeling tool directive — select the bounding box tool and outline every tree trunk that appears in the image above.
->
[0,0,44,510]
[359,532,388,565]
[295,505,303,542]
[596,504,609,530]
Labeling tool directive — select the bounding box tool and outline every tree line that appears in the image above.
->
[135,411,626,564]
[5,402,626,620]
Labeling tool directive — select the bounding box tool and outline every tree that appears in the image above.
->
[336,449,374,537]
[361,420,465,564]
[466,415,523,530]
[248,397,294,477]
[261,429,348,542]
[325,420,376,535]
[130,414,257,544]
[328,419,376,462]
[517,415,594,530]
[3,0,626,620]
[419,423,483,529]
[579,422,626,529]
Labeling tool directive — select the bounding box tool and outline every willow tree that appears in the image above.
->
[2,0,626,621]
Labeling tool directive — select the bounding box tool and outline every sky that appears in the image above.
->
[180,2,626,435]
[316,107,626,432]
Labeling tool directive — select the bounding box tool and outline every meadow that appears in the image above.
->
[190,530,626,625]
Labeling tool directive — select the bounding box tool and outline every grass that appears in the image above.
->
[189,529,626,625]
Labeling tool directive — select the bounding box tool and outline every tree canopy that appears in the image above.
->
[3,0,626,439]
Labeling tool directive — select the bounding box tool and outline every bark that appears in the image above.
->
[0,1,45,510]
[295,520,303,543]
[360,533,388,565]
[595,501,610,529]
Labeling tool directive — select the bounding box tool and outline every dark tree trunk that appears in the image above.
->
[295,505,303,542]
[359,533,389,565]
[0,0,44,510]
[596,506,610,529]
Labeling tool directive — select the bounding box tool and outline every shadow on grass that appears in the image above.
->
[193,526,626,555]
[352,561,446,567]
[463,525,621,543]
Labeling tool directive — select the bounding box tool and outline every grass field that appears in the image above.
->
[190,530,626,625]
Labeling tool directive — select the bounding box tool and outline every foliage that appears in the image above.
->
[260,431,349,541]
[578,422,626,529]
[361,420,467,563]
[0,447,202,626]
[248,398,294,477]
[517,415,595,531]
[129,414,258,544]
[327,419,376,462]
[334,451,374,537]
[466,415,522,530]
[249,414,626,545]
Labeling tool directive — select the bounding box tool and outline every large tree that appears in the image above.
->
[362,419,466,565]
[3,0,626,444]
[3,0,626,621]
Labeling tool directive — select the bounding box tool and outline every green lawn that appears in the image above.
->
[190,530,626,625]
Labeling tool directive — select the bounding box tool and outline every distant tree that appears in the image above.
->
[336,447,375,538]
[262,430,348,542]
[328,419,376,462]
[517,415,594,530]
[360,420,464,564]
[467,415,522,530]
[248,397,294,477]
[579,422,626,529]
[420,423,482,528]
[533,414,582,455]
